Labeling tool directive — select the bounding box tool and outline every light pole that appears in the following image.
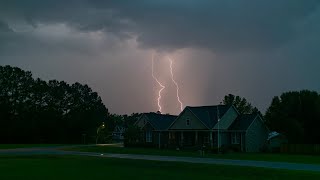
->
[96,122,105,144]
[217,103,221,153]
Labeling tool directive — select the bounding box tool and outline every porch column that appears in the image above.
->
[195,131,198,145]
[241,133,244,152]
[180,131,184,147]
[209,131,213,148]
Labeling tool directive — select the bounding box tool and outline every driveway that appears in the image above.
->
[1,145,320,172]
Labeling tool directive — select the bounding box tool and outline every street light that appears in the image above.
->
[96,122,106,144]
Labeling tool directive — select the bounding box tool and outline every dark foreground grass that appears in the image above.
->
[0,155,320,180]
[0,144,64,149]
[64,145,320,165]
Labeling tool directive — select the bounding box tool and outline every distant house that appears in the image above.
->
[267,131,288,152]
[134,112,177,148]
[134,105,269,152]
[112,125,126,142]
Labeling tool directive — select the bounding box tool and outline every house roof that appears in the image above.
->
[187,105,231,129]
[143,113,177,130]
[228,114,257,131]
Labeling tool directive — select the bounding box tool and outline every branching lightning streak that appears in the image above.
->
[152,54,166,112]
[168,56,183,111]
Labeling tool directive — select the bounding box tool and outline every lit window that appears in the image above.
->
[186,118,190,126]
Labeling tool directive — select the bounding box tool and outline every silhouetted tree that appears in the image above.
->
[223,94,261,115]
[265,90,320,144]
[0,65,108,143]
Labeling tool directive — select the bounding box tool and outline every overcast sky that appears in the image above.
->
[1,0,320,115]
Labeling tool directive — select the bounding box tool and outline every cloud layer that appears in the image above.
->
[2,0,320,52]
[1,0,320,114]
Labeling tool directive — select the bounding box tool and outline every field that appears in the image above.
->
[1,155,320,180]
[64,145,320,164]
[0,144,63,149]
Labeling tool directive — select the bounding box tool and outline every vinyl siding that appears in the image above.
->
[216,132,230,147]
[213,106,238,130]
[170,108,208,130]
[245,116,269,152]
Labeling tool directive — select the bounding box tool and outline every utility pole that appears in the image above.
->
[217,103,221,153]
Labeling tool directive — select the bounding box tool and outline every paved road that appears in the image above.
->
[1,145,320,172]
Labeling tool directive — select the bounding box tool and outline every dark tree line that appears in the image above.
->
[265,90,320,144]
[0,65,108,143]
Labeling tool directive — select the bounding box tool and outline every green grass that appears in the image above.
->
[0,144,64,149]
[0,155,319,180]
[64,145,320,165]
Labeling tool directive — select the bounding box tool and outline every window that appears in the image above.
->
[146,131,152,142]
[231,132,240,144]
[186,118,190,126]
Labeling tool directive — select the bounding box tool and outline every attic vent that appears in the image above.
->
[186,118,190,126]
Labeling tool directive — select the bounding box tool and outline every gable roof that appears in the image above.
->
[228,114,257,131]
[142,113,177,131]
[187,105,231,129]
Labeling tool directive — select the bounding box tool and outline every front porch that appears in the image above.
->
[168,131,215,148]
[168,130,245,151]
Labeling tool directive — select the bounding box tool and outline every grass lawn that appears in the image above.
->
[0,155,320,180]
[0,144,64,149]
[64,145,320,165]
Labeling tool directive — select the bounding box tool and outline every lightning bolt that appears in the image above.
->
[152,53,166,113]
[168,56,183,111]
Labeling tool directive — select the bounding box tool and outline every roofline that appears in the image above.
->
[167,107,210,130]
[212,105,235,130]
[246,114,261,133]
[167,108,187,130]
[133,114,145,126]
[231,104,240,116]
[186,106,211,129]
[142,121,157,130]
[136,113,158,130]
[257,114,270,132]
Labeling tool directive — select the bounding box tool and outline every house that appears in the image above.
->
[228,113,269,152]
[134,105,269,152]
[267,131,288,152]
[134,112,177,148]
[112,125,126,142]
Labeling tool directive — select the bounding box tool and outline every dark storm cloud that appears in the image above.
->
[1,0,320,114]
[1,0,319,52]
